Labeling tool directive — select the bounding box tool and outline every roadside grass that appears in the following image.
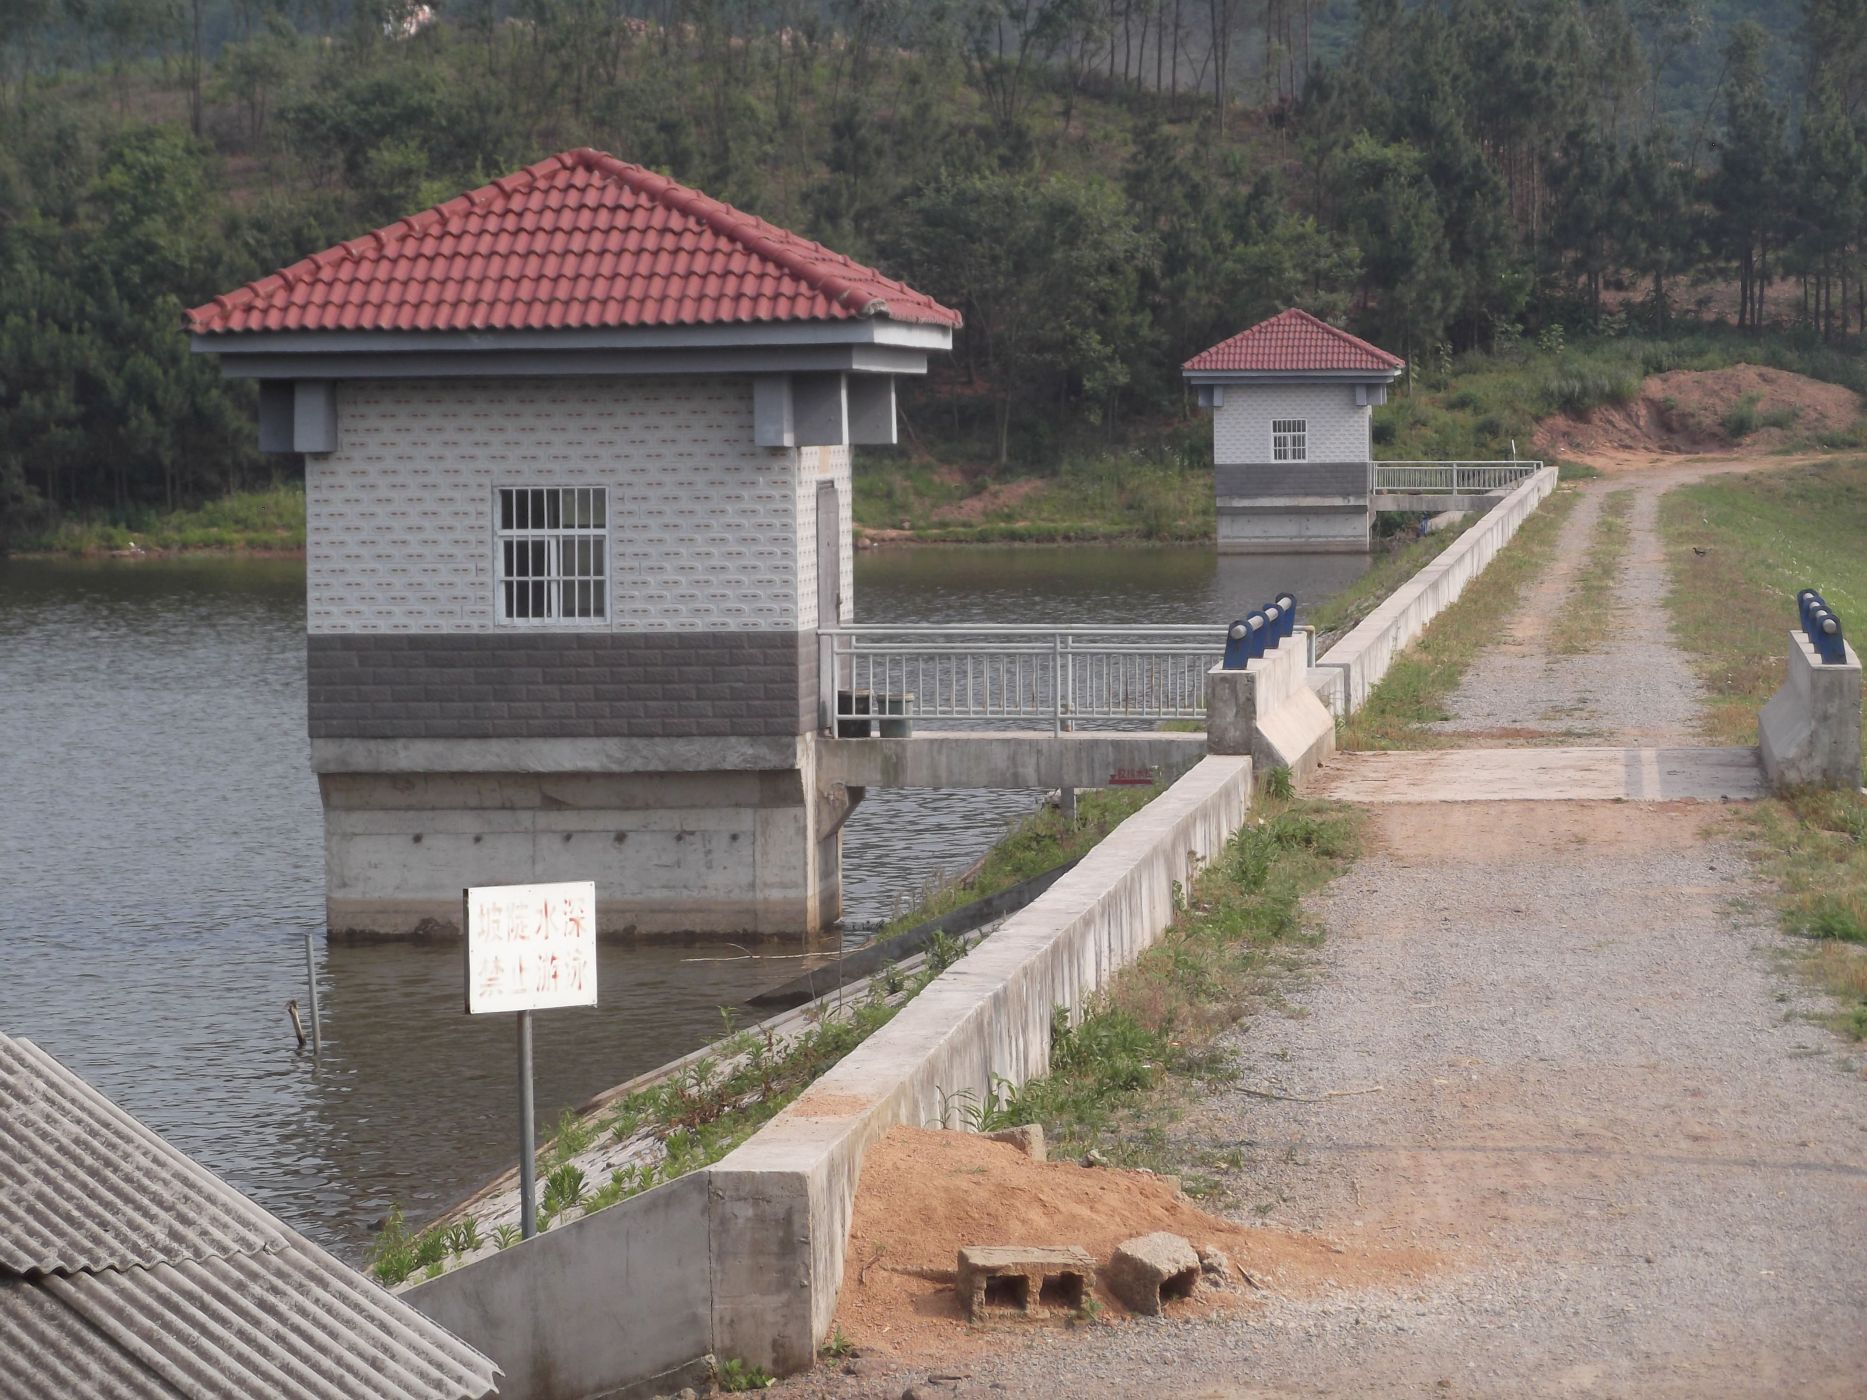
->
[970,798,1363,1186]
[1657,457,1867,748]
[16,482,307,554]
[1337,489,1580,750]
[872,785,1162,940]
[1307,520,1470,650]
[1656,457,1867,1042]
[1549,488,1633,654]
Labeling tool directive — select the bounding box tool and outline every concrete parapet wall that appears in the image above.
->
[1314,465,1557,715]
[710,752,1252,1373]
[1206,629,1335,783]
[410,1171,715,1400]
[1760,631,1863,790]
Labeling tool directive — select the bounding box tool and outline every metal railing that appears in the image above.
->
[819,625,1222,734]
[1372,460,1544,494]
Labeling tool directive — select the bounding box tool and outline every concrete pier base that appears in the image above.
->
[311,737,847,939]
[1760,631,1862,791]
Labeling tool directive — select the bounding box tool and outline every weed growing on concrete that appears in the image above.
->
[714,1357,776,1391]
[545,1108,597,1165]
[819,1329,857,1360]
[541,1162,588,1219]
[1341,489,1580,749]
[492,1225,521,1250]
[981,800,1361,1169]
[1265,765,1295,800]
[368,1209,420,1286]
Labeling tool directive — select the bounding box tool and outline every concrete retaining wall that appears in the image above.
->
[1760,631,1863,789]
[411,754,1253,1395]
[1314,466,1558,715]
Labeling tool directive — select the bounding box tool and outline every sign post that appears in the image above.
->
[464,880,597,1241]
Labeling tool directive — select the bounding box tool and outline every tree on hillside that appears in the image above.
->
[1709,21,1787,332]
[1617,128,1696,331]
[897,171,1154,464]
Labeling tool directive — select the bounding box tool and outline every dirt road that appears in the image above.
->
[777,458,1867,1400]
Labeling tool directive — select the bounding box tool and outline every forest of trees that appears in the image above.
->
[0,0,1864,532]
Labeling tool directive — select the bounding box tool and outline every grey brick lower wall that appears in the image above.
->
[307,631,817,739]
[1215,461,1370,499]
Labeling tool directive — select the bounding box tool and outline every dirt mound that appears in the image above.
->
[830,1126,1435,1360]
[1534,364,1860,461]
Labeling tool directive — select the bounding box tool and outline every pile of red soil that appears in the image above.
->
[830,1126,1435,1360]
[1534,364,1861,460]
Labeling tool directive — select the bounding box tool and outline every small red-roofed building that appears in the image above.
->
[189,148,958,939]
[1182,309,1403,553]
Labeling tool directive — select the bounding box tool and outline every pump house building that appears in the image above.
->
[189,148,959,939]
[1183,308,1404,553]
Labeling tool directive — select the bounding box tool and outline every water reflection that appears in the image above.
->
[0,543,1365,1255]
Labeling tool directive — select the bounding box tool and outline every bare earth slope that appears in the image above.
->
[1535,364,1860,460]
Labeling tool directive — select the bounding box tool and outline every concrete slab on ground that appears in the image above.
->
[1315,745,1764,802]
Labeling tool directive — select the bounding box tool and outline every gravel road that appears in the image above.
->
[770,462,1867,1400]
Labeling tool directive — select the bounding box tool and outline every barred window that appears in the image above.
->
[495,487,608,623]
[1271,419,1308,463]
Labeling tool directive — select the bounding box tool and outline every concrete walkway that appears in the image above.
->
[775,458,1867,1400]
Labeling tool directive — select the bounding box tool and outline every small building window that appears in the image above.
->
[1271,419,1308,462]
[495,487,608,623]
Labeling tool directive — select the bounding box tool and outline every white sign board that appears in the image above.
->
[464,881,598,1014]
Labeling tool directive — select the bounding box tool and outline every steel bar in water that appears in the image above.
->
[302,931,322,1058]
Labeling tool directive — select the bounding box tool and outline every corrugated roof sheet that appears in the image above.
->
[188,147,961,335]
[1183,307,1404,373]
[0,1035,498,1400]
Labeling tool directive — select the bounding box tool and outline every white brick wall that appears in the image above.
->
[1212,384,1371,466]
[307,377,809,634]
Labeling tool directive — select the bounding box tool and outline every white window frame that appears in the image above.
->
[1271,418,1308,463]
[492,486,611,626]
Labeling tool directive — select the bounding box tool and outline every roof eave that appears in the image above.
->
[1181,365,1404,383]
[190,317,955,361]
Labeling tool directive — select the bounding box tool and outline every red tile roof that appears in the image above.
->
[188,148,960,335]
[1183,308,1402,373]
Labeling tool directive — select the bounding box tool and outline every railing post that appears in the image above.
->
[819,628,834,731]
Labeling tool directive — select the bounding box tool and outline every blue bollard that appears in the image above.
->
[1275,592,1296,639]
[1222,619,1252,670]
[1262,604,1282,647]
[1245,611,1269,660]
[1798,589,1826,637]
[1813,611,1847,665]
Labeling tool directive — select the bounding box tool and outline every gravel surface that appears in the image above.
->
[1431,478,1705,744]
[767,460,1867,1400]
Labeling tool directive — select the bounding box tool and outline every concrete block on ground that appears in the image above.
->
[1206,628,1334,783]
[955,1246,1094,1320]
[983,1124,1046,1161]
[1106,1232,1200,1316]
[1760,632,1862,791]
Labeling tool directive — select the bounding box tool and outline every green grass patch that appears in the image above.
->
[970,798,1362,1170]
[853,432,1214,544]
[1338,489,1580,749]
[873,785,1162,939]
[17,483,307,555]
[1657,458,1867,749]
[1656,458,1867,1042]
[1549,489,1633,654]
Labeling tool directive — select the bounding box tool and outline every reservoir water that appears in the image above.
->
[0,546,1366,1255]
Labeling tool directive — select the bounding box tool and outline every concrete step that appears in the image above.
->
[1314,745,1764,803]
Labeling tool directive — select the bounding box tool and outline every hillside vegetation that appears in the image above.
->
[1,0,1864,548]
